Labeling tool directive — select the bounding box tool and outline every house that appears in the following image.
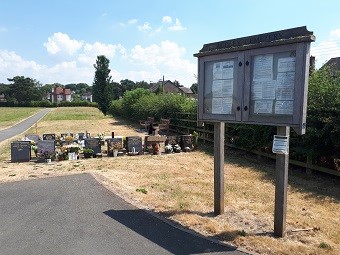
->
[81,92,93,102]
[321,57,340,75]
[50,87,72,103]
[0,93,6,102]
[150,80,194,97]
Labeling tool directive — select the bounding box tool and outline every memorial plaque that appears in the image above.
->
[43,133,56,140]
[84,138,101,154]
[11,141,31,162]
[25,134,40,143]
[37,140,55,154]
[126,136,142,154]
[107,138,123,156]
[165,135,179,146]
[180,135,193,150]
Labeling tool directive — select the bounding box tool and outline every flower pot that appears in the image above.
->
[83,152,92,158]
[68,152,76,160]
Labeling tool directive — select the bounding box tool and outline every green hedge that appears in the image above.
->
[108,89,196,121]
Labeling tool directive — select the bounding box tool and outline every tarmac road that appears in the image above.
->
[0,174,249,255]
[0,108,52,143]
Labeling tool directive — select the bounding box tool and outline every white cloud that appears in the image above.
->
[0,27,7,32]
[0,34,197,86]
[129,40,196,85]
[128,19,138,25]
[0,50,44,82]
[138,22,151,31]
[43,32,83,55]
[168,18,186,31]
[330,28,340,39]
[311,28,340,68]
[162,16,172,23]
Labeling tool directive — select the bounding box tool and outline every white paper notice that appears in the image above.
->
[278,57,295,73]
[276,72,295,100]
[212,98,222,114]
[212,79,234,97]
[251,80,276,100]
[275,101,293,115]
[254,100,273,114]
[253,54,273,81]
[212,98,232,114]
[213,61,234,80]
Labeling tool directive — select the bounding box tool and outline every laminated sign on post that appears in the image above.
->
[272,135,289,155]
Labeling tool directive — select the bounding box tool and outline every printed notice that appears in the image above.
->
[253,54,273,81]
[251,80,276,100]
[254,100,273,114]
[212,98,222,114]
[213,61,234,80]
[278,57,295,73]
[212,79,233,97]
[212,98,232,114]
[275,101,293,115]
[276,72,295,100]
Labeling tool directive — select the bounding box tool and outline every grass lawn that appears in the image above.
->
[0,107,41,130]
[0,107,339,255]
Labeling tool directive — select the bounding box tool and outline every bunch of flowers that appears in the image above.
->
[65,143,81,153]
[111,141,122,150]
[98,133,105,141]
[164,144,173,153]
[38,150,56,160]
[30,141,38,157]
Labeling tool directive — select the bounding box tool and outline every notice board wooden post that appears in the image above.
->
[214,122,225,215]
[274,126,290,237]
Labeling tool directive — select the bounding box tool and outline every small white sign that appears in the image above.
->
[272,135,289,154]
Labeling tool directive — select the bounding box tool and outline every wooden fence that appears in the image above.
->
[168,113,340,177]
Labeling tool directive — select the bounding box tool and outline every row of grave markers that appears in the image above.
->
[11,134,194,163]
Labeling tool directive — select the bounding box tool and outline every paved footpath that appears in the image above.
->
[0,108,52,142]
[0,174,249,255]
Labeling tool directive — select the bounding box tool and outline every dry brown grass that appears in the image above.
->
[0,107,339,255]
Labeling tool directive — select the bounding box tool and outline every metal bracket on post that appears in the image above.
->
[274,126,290,237]
[214,122,225,215]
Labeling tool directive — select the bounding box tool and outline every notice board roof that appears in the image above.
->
[194,26,315,57]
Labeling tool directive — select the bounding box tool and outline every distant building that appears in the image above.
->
[150,80,194,97]
[81,92,93,102]
[321,57,340,75]
[50,87,72,103]
[0,93,6,102]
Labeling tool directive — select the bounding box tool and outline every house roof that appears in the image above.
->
[82,92,92,97]
[179,86,193,94]
[53,87,71,95]
[149,83,160,93]
[322,57,340,71]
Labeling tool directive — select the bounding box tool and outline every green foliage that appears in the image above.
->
[190,83,198,94]
[92,55,112,115]
[136,188,148,194]
[109,90,197,121]
[290,67,340,166]
[6,76,42,104]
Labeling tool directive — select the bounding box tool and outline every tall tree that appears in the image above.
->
[7,76,42,104]
[93,55,112,115]
[190,83,198,94]
[120,79,136,94]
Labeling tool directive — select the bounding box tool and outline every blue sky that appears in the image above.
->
[0,0,339,87]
